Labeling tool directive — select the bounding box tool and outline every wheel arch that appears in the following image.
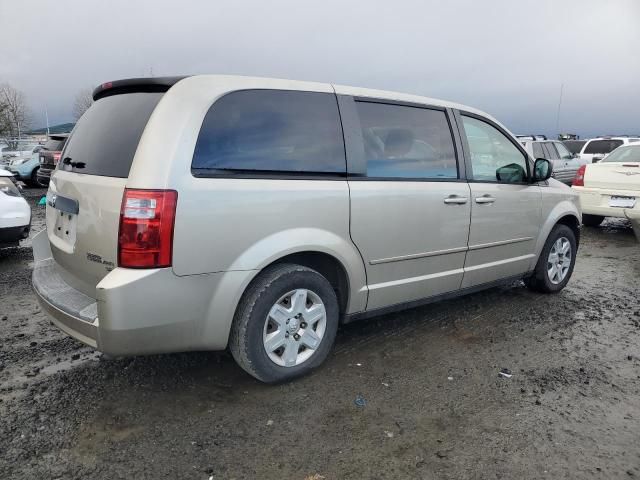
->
[266,251,351,318]
[531,200,581,270]
[555,214,581,248]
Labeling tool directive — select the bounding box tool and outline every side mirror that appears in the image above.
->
[533,158,553,182]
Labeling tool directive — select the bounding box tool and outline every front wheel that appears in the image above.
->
[582,214,604,227]
[229,264,339,383]
[525,224,577,293]
[30,167,46,188]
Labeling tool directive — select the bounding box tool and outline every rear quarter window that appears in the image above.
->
[192,90,346,175]
[60,92,163,177]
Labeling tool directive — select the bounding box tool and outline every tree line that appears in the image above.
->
[0,83,93,144]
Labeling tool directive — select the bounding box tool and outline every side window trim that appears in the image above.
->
[455,109,532,184]
[336,94,367,176]
[341,96,463,181]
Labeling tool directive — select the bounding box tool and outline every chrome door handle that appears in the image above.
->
[444,195,468,205]
[475,195,496,204]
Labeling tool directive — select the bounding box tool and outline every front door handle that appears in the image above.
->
[475,195,496,204]
[444,195,468,205]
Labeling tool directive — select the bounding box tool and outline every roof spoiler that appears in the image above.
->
[92,76,188,101]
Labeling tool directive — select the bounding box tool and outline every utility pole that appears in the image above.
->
[555,82,564,137]
[45,107,50,137]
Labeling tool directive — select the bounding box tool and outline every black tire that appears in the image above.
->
[30,167,45,188]
[582,214,604,227]
[229,263,339,383]
[525,224,577,293]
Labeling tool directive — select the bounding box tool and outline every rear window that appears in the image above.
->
[59,92,163,177]
[42,138,66,151]
[192,90,345,175]
[603,146,640,163]
[584,139,623,155]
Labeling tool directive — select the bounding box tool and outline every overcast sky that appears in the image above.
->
[1,0,638,137]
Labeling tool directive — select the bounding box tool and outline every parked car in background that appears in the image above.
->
[578,137,640,164]
[0,169,31,247]
[1,142,41,164]
[32,75,580,383]
[520,139,587,185]
[563,139,586,155]
[7,142,56,186]
[36,134,69,186]
[572,144,640,232]
[558,133,579,141]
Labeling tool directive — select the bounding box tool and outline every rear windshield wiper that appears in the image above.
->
[62,157,86,169]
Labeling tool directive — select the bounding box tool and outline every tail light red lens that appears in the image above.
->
[53,152,61,165]
[118,189,178,268]
[572,165,586,187]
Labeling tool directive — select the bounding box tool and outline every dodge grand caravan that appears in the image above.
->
[33,75,581,383]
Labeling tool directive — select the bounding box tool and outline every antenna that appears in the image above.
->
[555,82,564,136]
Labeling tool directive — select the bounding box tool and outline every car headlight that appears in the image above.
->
[11,158,28,166]
[0,177,22,197]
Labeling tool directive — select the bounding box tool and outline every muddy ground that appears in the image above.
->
[1,187,639,479]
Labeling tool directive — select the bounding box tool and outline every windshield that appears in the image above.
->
[603,146,640,163]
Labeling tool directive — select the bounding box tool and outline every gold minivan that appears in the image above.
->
[32,75,581,382]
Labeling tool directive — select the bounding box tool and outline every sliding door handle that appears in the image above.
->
[475,195,496,204]
[444,195,468,205]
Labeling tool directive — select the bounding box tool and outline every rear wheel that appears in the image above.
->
[582,214,604,227]
[229,264,339,383]
[525,224,576,293]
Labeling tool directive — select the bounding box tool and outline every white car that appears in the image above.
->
[572,144,640,236]
[0,169,31,247]
[578,137,640,164]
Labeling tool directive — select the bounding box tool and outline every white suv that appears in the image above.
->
[578,137,640,164]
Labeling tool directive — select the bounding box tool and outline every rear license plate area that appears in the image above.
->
[53,210,77,244]
[48,193,79,246]
[609,196,636,208]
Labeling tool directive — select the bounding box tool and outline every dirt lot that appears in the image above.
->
[1,187,639,479]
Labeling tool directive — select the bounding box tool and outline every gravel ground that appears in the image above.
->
[1,187,639,479]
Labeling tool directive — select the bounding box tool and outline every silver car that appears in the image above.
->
[32,75,581,382]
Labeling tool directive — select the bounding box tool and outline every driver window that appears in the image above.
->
[355,101,458,179]
[462,115,528,183]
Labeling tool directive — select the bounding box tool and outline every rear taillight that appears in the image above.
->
[118,189,178,268]
[53,152,61,165]
[572,165,586,187]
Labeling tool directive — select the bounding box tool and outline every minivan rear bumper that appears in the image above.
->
[33,258,100,348]
[31,230,254,356]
